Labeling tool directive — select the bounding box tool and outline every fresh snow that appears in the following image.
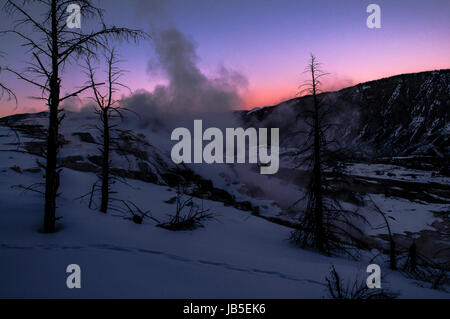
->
[0,117,449,298]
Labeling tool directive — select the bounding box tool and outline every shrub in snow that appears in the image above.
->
[325,265,397,299]
[158,187,214,231]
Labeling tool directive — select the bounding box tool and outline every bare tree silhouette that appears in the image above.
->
[325,265,397,299]
[403,241,449,290]
[290,54,368,257]
[0,51,16,104]
[370,195,397,270]
[2,0,148,233]
[85,47,128,213]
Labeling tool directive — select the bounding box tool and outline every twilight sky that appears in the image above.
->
[0,0,449,116]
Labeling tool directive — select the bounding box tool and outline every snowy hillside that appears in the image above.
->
[0,104,449,298]
[241,69,450,164]
[0,70,449,298]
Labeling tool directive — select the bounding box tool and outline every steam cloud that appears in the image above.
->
[123,28,248,129]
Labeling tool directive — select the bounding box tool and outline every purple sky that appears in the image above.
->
[0,0,449,116]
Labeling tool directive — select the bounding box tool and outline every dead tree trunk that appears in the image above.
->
[311,58,325,252]
[4,0,147,232]
[100,107,110,213]
[43,0,60,233]
[86,48,128,214]
[371,196,397,270]
[408,241,417,273]
[291,55,369,257]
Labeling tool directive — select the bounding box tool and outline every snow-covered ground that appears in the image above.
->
[344,163,450,185]
[368,194,447,236]
[0,120,449,298]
